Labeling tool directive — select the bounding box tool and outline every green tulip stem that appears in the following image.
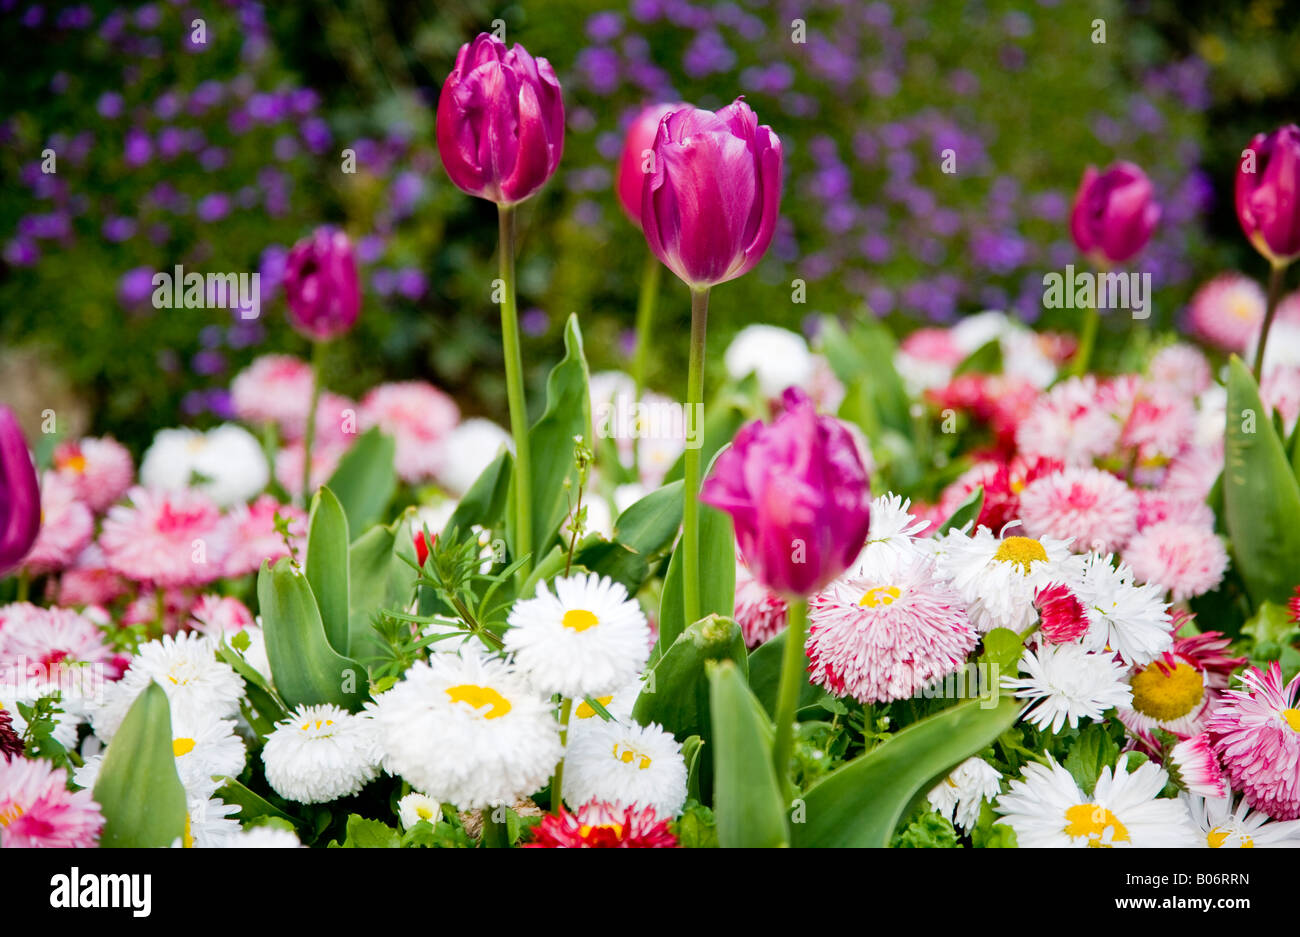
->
[1253,261,1288,381]
[300,339,326,507]
[498,204,533,579]
[773,597,808,804]
[683,285,710,627]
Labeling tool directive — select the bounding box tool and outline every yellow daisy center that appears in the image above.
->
[183,812,194,849]
[575,695,614,719]
[445,683,512,719]
[612,741,653,770]
[299,718,336,733]
[59,453,87,474]
[579,823,625,838]
[1281,708,1300,732]
[562,608,600,632]
[416,805,435,821]
[1207,827,1253,848]
[0,804,24,827]
[1129,661,1204,722]
[1231,299,1257,322]
[859,585,902,608]
[1064,804,1130,847]
[993,536,1048,573]
[173,737,196,757]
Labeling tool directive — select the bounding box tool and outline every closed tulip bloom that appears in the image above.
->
[616,102,682,227]
[700,389,871,597]
[642,98,782,290]
[1236,124,1300,266]
[283,228,361,342]
[436,32,564,205]
[1069,161,1160,265]
[0,405,41,576]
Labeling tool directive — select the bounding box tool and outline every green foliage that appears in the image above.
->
[325,428,397,537]
[93,683,187,848]
[890,810,962,848]
[306,487,352,656]
[708,661,790,848]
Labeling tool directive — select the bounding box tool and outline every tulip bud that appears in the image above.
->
[700,389,871,597]
[283,228,361,342]
[642,98,782,290]
[0,405,41,576]
[436,33,564,206]
[1236,124,1300,267]
[616,102,682,227]
[1069,161,1160,265]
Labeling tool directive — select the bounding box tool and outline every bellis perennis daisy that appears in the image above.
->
[562,719,687,817]
[263,703,380,805]
[1002,641,1132,733]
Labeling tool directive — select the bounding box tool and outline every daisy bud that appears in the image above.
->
[1033,583,1090,644]
[1069,161,1160,265]
[616,102,682,227]
[435,33,564,205]
[283,228,361,342]
[1236,124,1300,266]
[1170,733,1227,799]
[0,405,41,576]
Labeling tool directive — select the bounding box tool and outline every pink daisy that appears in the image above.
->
[1261,365,1300,436]
[21,472,95,575]
[938,456,1062,535]
[0,606,113,681]
[734,559,788,649]
[1170,733,1227,799]
[54,544,131,608]
[274,440,348,500]
[121,588,194,636]
[1121,628,1244,740]
[1034,583,1090,644]
[0,756,104,847]
[1157,446,1222,509]
[1018,467,1138,555]
[900,327,965,367]
[1134,488,1215,533]
[1125,520,1228,602]
[100,487,230,588]
[1186,273,1265,354]
[1015,376,1120,467]
[52,436,134,513]
[221,495,305,578]
[1207,663,1300,820]
[229,354,315,438]
[190,594,256,634]
[1103,376,1197,469]
[807,552,977,704]
[1148,344,1212,398]
[358,381,460,484]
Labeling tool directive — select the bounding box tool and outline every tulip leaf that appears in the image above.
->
[790,695,1023,848]
[613,480,685,559]
[656,502,735,656]
[306,487,351,657]
[708,660,790,848]
[348,511,421,672]
[93,682,187,848]
[215,776,298,826]
[259,557,368,712]
[443,449,513,536]
[1223,356,1300,607]
[571,535,650,594]
[633,614,747,743]
[937,485,984,536]
[325,427,396,537]
[747,628,823,718]
[214,639,286,738]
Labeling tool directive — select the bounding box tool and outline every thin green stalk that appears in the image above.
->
[300,340,326,506]
[632,251,662,401]
[15,569,29,603]
[682,287,709,627]
[1070,303,1100,377]
[1253,262,1288,380]
[772,597,808,804]
[552,696,574,812]
[498,204,533,579]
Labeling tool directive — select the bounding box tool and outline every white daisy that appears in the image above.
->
[565,680,641,744]
[927,756,1003,832]
[262,703,379,805]
[231,825,302,848]
[1073,552,1173,666]
[90,632,244,742]
[932,527,1081,633]
[140,424,269,507]
[0,690,81,750]
[74,708,245,799]
[562,719,687,817]
[723,324,814,400]
[177,795,243,848]
[504,573,650,698]
[367,653,561,810]
[855,493,930,567]
[995,754,1199,847]
[1183,790,1300,848]
[397,792,443,830]
[1002,642,1132,733]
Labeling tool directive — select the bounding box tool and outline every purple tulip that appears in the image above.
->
[641,98,783,289]
[1069,161,1160,265]
[0,405,40,576]
[700,388,871,597]
[283,228,361,342]
[1236,124,1300,266]
[435,33,564,206]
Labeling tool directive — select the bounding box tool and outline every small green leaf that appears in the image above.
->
[325,427,397,536]
[444,450,513,536]
[708,660,790,848]
[937,485,984,536]
[306,487,351,656]
[1063,723,1120,797]
[979,628,1025,674]
[93,683,187,848]
[339,814,400,848]
[613,480,685,558]
[215,776,298,826]
[954,338,1003,376]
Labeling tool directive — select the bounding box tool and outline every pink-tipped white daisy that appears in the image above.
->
[100,486,231,588]
[0,606,113,716]
[1002,642,1132,732]
[1124,520,1228,602]
[54,544,131,607]
[221,495,306,578]
[1148,343,1212,398]
[927,756,1003,832]
[274,439,348,500]
[229,353,315,438]
[1186,272,1265,354]
[1103,376,1198,471]
[1182,789,1300,848]
[1018,467,1138,555]
[561,719,687,817]
[52,436,135,513]
[1170,734,1226,798]
[1206,662,1300,820]
[0,756,104,847]
[359,381,460,484]
[807,550,977,704]
[1033,584,1090,644]
[1072,552,1173,667]
[733,558,788,649]
[1119,629,1244,740]
[995,754,1198,847]
[21,472,94,575]
[1015,376,1121,468]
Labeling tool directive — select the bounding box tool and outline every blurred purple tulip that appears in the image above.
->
[641,98,783,289]
[435,33,564,205]
[1236,124,1300,266]
[283,228,361,342]
[0,406,40,576]
[700,388,871,597]
[1069,161,1160,265]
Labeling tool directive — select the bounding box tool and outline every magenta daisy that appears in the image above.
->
[221,494,306,578]
[1125,520,1228,602]
[807,551,977,704]
[229,354,315,438]
[358,381,460,484]
[0,756,104,847]
[733,558,788,648]
[21,472,94,575]
[1134,489,1215,533]
[100,486,231,588]
[1185,272,1265,354]
[1170,734,1227,799]
[52,436,134,513]
[1261,364,1300,436]
[1034,583,1090,644]
[1018,467,1138,555]
[1120,629,1245,740]
[1207,662,1300,820]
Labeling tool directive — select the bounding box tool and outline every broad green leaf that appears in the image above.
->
[791,695,1023,848]
[259,557,368,712]
[1223,356,1300,606]
[339,814,400,848]
[306,487,351,656]
[613,480,685,558]
[656,503,735,655]
[443,450,513,536]
[93,682,187,848]
[748,629,823,718]
[937,485,984,536]
[571,536,651,594]
[348,511,421,670]
[708,660,789,848]
[633,614,747,743]
[325,427,397,536]
[215,776,298,826]
[979,628,1025,674]
[214,640,286,738]
[820,316,911,434]
[1063,723,1120,797]
[683,735,705,803]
